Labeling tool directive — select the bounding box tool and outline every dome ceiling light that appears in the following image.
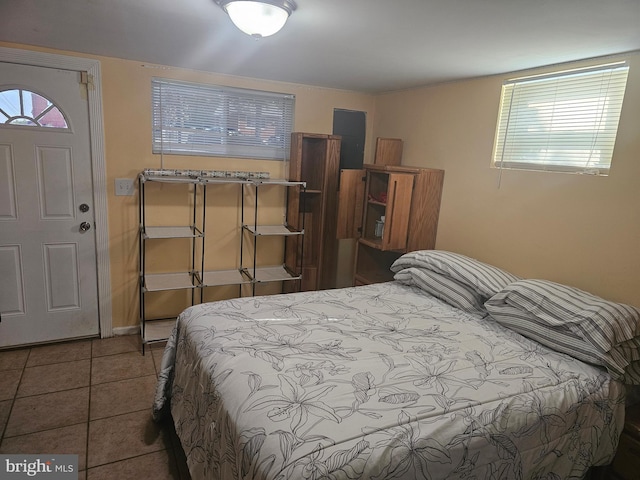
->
[215,0,297,38]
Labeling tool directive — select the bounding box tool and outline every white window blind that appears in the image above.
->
[492,62,629,175]
[152,78,294,161]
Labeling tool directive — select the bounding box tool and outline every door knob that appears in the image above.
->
[80,222,92,232]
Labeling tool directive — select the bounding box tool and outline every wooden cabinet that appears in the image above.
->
[285,132,341,291]
[374,137,403,166]
[337,164,444,285]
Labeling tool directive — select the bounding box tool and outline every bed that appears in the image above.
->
[154,251,640,480]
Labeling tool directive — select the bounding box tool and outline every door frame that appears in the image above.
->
[0,46,113,338]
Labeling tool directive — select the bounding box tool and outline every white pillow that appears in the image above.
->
[391,250,519,302]
[394,267,486,314]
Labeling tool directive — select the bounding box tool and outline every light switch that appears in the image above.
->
[115,178,135,196]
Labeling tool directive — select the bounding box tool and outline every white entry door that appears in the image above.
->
[0,62,99,347]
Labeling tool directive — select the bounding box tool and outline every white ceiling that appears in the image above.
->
[1,0,639,93]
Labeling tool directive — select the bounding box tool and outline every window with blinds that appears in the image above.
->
[152,78,295,161]
[492,62,629,175]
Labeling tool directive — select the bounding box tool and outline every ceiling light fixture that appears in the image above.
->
[216,0,297,38]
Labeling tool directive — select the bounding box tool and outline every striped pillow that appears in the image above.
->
[394,267,486,314]
[390,250,520,301]
[488,279,640,353]
[485,302,631,380]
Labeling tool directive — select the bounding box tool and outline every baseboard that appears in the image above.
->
[112,326,140,336]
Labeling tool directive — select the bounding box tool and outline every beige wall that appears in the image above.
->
[1,42,377,329]
[5,41,638,331]
[373,51,640,308]
[100,55,376,328]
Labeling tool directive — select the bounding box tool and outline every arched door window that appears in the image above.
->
[0,88,69,129]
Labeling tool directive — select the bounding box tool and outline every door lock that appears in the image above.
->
[79,203,90,213]
[79,222,92,232]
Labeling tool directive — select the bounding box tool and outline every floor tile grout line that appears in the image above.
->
[90,403,157,423]
[25,359,90,369]
[86,447,176,472]
[14,362,92,401]
[92,351,142,359]
[2,421,89,441]
[25,340,93,369]
[11,385,91,403]
[90,370,157,387]
[0,347,30,445]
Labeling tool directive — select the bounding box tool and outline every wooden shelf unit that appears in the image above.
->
[338,164,444,285]
[285,132,341,292]
[353,243,404,286]
[374,137,403,166]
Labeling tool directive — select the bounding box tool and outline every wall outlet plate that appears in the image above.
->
[115,178,135,196]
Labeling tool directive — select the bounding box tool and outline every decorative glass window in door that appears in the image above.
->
[0,88,69,129]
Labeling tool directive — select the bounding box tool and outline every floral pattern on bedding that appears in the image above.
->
[153,282,625,480]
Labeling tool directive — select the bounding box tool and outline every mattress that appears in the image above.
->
[153,281,625,480]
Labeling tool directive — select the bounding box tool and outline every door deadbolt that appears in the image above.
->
[80,222,92,232]
[79,203,90,213]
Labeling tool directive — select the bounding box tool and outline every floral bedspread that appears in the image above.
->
[153,282,625,480]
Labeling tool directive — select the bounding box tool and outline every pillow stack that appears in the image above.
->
[390,250,520,315]
[485,279,640,384]
[391,250,640,384]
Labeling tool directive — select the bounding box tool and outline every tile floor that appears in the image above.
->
[0,335,190,479]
